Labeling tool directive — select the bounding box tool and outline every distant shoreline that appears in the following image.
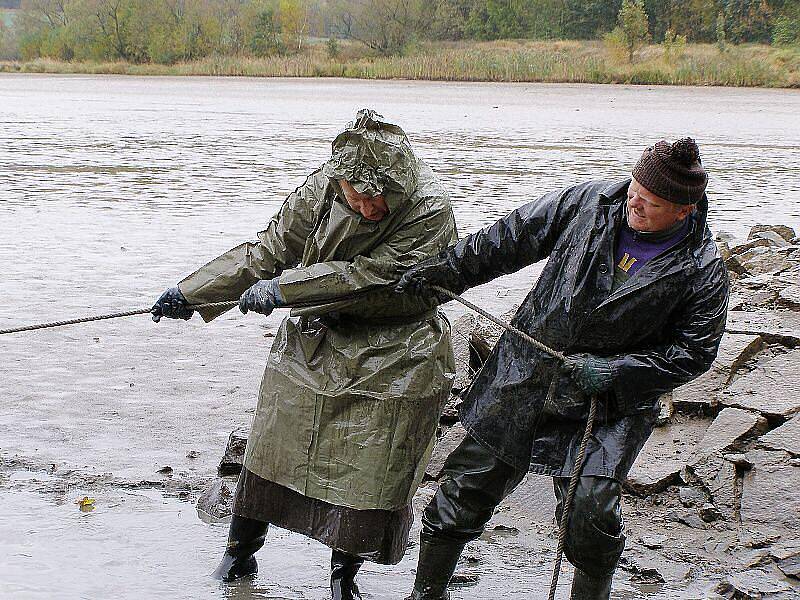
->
[1,41,798,88]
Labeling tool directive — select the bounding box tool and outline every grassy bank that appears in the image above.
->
[2,40,799,87]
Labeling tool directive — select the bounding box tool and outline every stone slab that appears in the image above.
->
[196,478,233,520]
[720,350,800,419]
[778,285,800,310]
[694,407,768,456]
[684,451,738,521]
[726,310,800,346]
[425,423,467,481]
[624,418,710,495]
[741,449,800,538]
[218,428,248,476]
[715,570,794,599]
[749,224,796,242]
[451,314,477,392]
[759,414,800,456]
[672,333,762,412]
[492,473,557,530]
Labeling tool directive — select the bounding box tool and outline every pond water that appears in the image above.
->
[1,74,799,599]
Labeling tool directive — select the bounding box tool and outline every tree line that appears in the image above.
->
[2,0,798,63]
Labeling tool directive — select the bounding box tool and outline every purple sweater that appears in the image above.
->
[613,217,691,290]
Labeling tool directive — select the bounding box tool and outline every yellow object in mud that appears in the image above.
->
[76,496,96,512]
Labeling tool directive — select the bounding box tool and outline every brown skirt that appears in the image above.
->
[232,467,413,565]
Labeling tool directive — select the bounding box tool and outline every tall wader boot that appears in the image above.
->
[211,515,269,582]
[330,550,364,600]
[570,569,613,600]
[554,476,625,600]
[406,434,527,600]
[406,529,466,600]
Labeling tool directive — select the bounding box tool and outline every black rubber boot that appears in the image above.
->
[211,515,269,582]
[330,550,364,600]
[405,532,465,600]
[570,568,613,600]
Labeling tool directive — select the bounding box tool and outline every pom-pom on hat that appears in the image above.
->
[632,138,708,205]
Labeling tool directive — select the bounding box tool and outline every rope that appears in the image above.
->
[0,301,238,335]
[430,285,596,600]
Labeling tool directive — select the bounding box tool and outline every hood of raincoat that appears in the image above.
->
[322,108,418,211]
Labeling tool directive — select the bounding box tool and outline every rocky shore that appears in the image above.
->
[201,224,800,599]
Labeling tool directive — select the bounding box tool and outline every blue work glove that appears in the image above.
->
[151,287,194,322]
[239,278,284,316]
[561,353,614,396]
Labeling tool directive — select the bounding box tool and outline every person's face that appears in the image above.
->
[338,179,389,222]
[626,178,694,233]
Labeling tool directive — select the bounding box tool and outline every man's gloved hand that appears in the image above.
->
[151,287,194,323]
[239,278,284,316]
[561,353,615,396]
[395,253,458,298]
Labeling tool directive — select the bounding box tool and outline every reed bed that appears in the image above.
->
[2,40,797,88]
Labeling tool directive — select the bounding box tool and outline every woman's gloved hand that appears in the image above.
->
[151,287,194,322]
[239,278,284,316]
[561,353,614,396]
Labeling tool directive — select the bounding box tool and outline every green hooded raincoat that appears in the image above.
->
[179,111,457,522]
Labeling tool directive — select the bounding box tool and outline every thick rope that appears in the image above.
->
[0,301,238,335]
[429,285,596,600]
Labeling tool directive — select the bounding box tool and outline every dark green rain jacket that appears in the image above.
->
[179,110,458,510]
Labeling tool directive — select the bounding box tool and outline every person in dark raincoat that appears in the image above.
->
[151,109,458,599]
[396,138,729,600]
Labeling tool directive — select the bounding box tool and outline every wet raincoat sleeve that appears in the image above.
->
[177,175,321,322]
[608,263,729,413]
[277,202,458,309]
[435,185,584,292]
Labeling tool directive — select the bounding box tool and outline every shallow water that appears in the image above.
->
[1,75,799,599]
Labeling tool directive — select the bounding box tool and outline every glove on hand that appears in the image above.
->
[239,278,284,316]
[151,287,194,323]
[395,253,459,299]
[561,353,614,396]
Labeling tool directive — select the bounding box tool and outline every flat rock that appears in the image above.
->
[778,554,800,579]
[778,284,800,310]
[672,334,762,412]
[493,473,557,528]
[752,230,792,248]
[218,428,248,476]
[749,224,796,242]
[196,478,233,520]
[683,451,738,521]
[678,485,707,507]
[624,418,709,495]
[741,449,800,538]
[726,310,800,345]
[740,252,794,276]
[731,238,772,255]
[693,407,768,457]
[720,351,800,419]
[425,423,467,481]
[715,569,794,599]
[451,314,477,392]
[759,414,800,456]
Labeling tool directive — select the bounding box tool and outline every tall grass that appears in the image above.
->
[1,40,798,88]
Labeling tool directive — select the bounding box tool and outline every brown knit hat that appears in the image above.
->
[632,138,708,205]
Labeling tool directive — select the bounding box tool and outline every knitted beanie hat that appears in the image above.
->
[632,138,708,205]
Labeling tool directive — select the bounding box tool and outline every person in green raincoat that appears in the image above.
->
[151,109,458,599]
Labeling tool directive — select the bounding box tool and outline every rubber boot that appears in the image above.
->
[211,515,269,582]
[330,550,364,600]
[405,532,466,600]
[570,568,613,600]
